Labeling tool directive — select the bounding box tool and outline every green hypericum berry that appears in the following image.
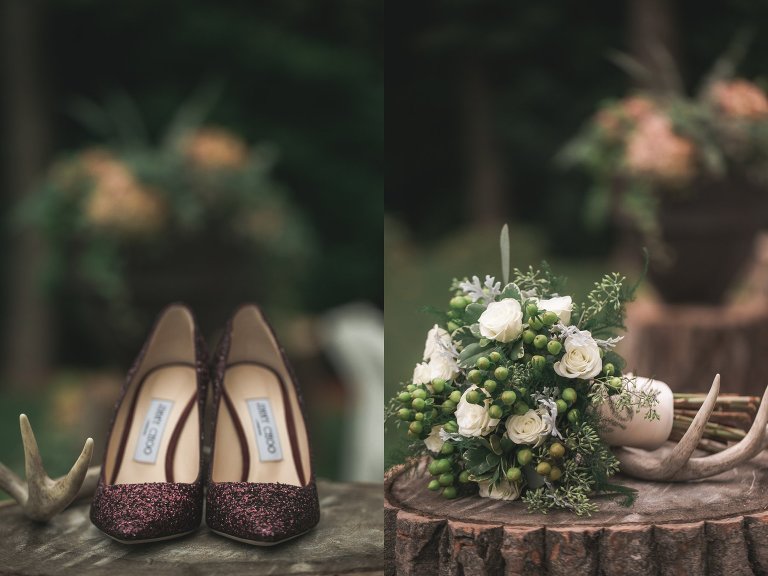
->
[483,379,497,393]
[529,317,544,330]
[549,442,566,459]
[603,363,615,376]
[449,390,462,404]
[440,442,455,455]
[517,387,527,397]
[533,334,548,349]
[432,378,446,393]
[468,369,483,384]
[414,412,424,421]
[488,405,503,419]
[536,462,552,476]
[562,387,577,404]
[506,467,522,482]
[567,408,581,424]
[438,473,454,487]
[525,303,539,317]
[447,321,460,332]
[522,329,536,345]
[541,311,559,326]
[609,376,623,389]
[406,384,416,392]
[501,390,517,405]
[466,390,481,404]
[530,355,546,370]
[412,388,427,400]
[442,486,458,499]
[450,296,467,309]
[444,420,459,433]
[555,399,568,414]
[408,421,423,434]
[494,366,509,381]
[489,351,502,363]
[458,470,471,483]
[411,398,426,411]
[442,400,456,414]
[398,408,411,421]
[476,356,491,370]
[546,340,562,355]
[435,458,452,473]
[549,466,562,481]
[517,448,533,466]
[398,392,411,402]
[428,460,440,475]
[514,402,529,415]
[428,479,441,491]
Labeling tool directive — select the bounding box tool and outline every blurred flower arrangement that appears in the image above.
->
[387,230,659,515]
[561,77,768,238]
[560,38,768,303]
[21,93,312,358]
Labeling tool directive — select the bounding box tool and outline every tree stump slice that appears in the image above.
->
[385,454,768,575]
[0,479,383,576]
[622,300,768,396]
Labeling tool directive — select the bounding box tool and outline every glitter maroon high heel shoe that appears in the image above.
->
[90,304,208,543]
[206,304,320,545]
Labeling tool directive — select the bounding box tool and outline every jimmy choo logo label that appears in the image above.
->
[247,398,283,462]
[133,399,175,464]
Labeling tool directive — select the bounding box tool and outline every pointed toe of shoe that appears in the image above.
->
[90,481,203,542]
[206,481,320,544]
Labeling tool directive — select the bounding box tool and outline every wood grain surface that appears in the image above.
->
[0,479,384,576]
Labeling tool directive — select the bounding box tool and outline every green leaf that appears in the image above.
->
[489,435,503,455]
[465,303,487,322]
[500,283,522,301]
[508,339,525,360]
[458,343,485,363]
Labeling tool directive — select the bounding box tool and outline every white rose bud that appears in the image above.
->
[477,477,521,501]
[424,426,445,453]
[536,295,573,325]
[412,362,432,385]
[455,385,500,437]
[553,330,602,380]
[478,298,524,343]
[505,409,553,447]
[429,353,459,382]
[423,324,452,361]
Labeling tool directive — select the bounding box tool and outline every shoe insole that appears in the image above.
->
[212,364,301,486]
[113,365,199,485]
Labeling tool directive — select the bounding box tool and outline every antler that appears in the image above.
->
[616,374,768,481]
[0,414,98,521]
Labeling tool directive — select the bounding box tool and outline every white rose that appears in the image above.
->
[424,426,445,453]
[478,299,524,343]
[553,330,602,380]
[455,385,500,437]
[505,409,553,447]
[536,295,573,325]
[423,324,452,360]
[477,477,521,501]
[412,362,431,385]
[429,353,459,382]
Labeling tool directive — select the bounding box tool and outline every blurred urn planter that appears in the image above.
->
[561,62,768,304]
[27,127,312,365]
[646,177,766,304]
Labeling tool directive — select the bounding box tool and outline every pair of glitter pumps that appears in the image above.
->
[89,304,320,545]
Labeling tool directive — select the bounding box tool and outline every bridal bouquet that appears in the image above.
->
[388,230,659,515]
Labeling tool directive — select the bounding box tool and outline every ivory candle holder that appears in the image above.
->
[596,376,674,450]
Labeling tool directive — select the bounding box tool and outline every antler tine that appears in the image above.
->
[672,377,768,481]
[616,374,721,481]
[0,414,95,522]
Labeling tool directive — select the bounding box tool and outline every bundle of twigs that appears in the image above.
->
[672,394,761,453]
